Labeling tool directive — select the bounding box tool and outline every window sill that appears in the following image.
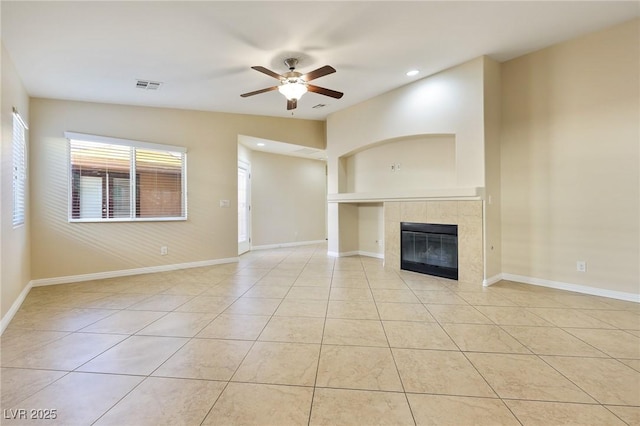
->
[68,217,187,223]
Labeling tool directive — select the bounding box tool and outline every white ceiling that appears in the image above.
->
[2,1,638,121]
[239,135,327,160]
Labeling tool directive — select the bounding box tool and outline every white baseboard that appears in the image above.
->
[327,250,384,259]
[337,251,360,257]
[1,281,33,335]
[1,257,239,334]
[30,257,239,287]
[251,240,326,251]
[357,251,385,259]
[483,274,503,287]
[500,273,639,303]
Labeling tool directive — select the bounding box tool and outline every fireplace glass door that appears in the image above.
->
[400,222,458,280]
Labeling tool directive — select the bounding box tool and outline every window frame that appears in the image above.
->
[65,132,187,223]
[12,109,28,228]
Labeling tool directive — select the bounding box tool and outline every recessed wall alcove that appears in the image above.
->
[338,134,457,195]
[326,57,497,286]
[327,133,484,284]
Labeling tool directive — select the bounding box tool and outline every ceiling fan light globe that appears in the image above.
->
[278,82,308,100]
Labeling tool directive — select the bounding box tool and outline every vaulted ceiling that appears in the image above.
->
[2,1,638,120]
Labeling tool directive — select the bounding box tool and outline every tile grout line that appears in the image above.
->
[199,246,319,425]
[197,249,284,426]
[307,244,336,426]
[76,263,254,424]
[4,245,639,425]
[366,265,418,426]
[402,272,526,424]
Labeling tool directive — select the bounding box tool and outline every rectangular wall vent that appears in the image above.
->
[136,80,163,90]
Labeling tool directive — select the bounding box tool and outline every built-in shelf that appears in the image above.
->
[327,187,484,203]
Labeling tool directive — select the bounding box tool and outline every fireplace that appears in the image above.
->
[400,222,458,280]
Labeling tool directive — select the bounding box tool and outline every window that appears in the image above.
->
[66,132,186,222]
[12,109,27,227]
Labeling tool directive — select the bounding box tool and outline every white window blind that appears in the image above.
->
[66,132,186,222]
[12,109,27,227]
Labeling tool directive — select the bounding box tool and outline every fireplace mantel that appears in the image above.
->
[327,187,484,203]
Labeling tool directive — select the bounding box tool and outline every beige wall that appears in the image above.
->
[343,135,456,193]
[237,143,252,164]
[328,202,384,257]
[250,151,326,246]
[1,44,31,320]
[29,98,325,279]
[326,57,486,256]
[483,57,502,280]
[501,19,639,294]
[327,56,485,194]
[358,204,384,256]
[336,203,359,254]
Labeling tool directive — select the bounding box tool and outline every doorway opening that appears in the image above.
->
[238,161,251,255]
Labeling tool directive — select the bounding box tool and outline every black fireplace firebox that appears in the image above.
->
[400,222,458,280]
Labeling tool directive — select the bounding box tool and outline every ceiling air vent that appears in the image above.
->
[312,104,327,109]
[136,80,163,90]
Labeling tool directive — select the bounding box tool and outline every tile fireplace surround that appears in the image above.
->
[384,200,483,284]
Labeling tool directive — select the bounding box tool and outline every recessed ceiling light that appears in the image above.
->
[406,70,419,77]
[257,143,265,147]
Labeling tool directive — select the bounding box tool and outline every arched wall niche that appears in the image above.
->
[337,133,457,194]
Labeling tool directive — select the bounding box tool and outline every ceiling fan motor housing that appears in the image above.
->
[241,57,343,110]
[284,58,299,71]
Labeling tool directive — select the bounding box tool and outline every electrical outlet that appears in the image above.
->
[161,246,168,256]
[219,200,230,208]
[576,261,586,272]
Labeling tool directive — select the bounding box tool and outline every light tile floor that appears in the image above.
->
[1,244,639,425]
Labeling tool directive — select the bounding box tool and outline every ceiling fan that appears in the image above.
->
[240,58,344,110]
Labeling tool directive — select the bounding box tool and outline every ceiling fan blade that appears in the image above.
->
[307,84,344,99]
[287,99,297,110]
[251,66,284,80]
[240,86,278,97]
[301,65,336,82]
